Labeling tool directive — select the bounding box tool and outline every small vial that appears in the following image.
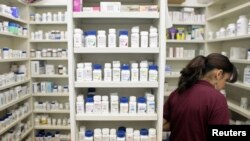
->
[131,63,139,81]
[94,128,102,141]
[104,63,112,81]
[137,97,147,114]
[83,63,93,81]
[93,64,102,81]
[113,61,121,81]
[119,30,128,48]
[129,96,137,114]
[131,26,139,48]
[140,61,148,81]
[102,128,110,141]
[147,95,155,114]
[76,63,84,82]
[126,128,134,141]
[148,65,158,82]
[120,97,128,114]
[94,95,102,114]
[148,128,157,141]
[102,95,109,113]
[149,26,158,48]
[133,130,140,141]
[111,95,119,114]
[110,129,117,141]
[121,64,130,81]
[108,28,116,48]
[76,95,84,114]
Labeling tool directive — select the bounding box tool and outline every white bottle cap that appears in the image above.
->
[140,61,148,68]
[94,128,102,134]
[129,96,136,102]
[150,26,157,33]
[113,61,120,68]
[102,128,110,134]
[102,95,108,101]
[149,128,156,135]
[126,128,134,134]
[77,95,84,102]
[105,63,111,68]
[98,30,106,35]
[141,31,148,36]
[134,130,140,136]
[94,95,101,101]
[111,95,118,101]
[84,63,92,67]
[131,26,139,33]
[109,28,116,34]
[131,63,138,68]
[80,126,86,132]
[110,129,116,135]
[147,96,155,101]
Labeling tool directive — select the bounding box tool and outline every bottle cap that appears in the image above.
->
[119,30,128,36]
[102,95,108,101]
[120,97,128,103]
[86,97,94,103]
[117,131,125,138]
[129,96,136,102]
[131,63,138,68]
[149,65,158,70]
[85,130,93,137]
[93,64,102,69]
[140,128,148,136]
[121,64,130,70]
[141,31,148,36]
[149,128,156,135]
[94,95,101,101]
[137,97,146,103]
[110,129,116,135]
[109,28,116,33]
[98,30,106,35]
[105,63,111,68]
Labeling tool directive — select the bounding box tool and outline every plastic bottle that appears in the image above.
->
[102,95,109,113]
[141,31,149,48]
[79,126,85,141]
[121,64,130,81]
[120,97,129,114]
[133,130,140,141]
[102,128,110,141]
[110,129,117,141]
[93,64,102,81]
[243,65,250,84]
[94,95,102,114]
[111,95,119,114]
[94,128,102,141]
[129,96,137,114]
[236,15,248,36]
[86,97,94,113]
[85,30,97,48]
[149,65,158,82]
[119,30,129,48]
[226,23,236,37]
[131,26,140,48]
[137,97,147,114]
[76,63,84,82]
[108,28,116,48]
[117,131,125,141]
[149,26,158,48]
[113,61,121,81]
[147,95,155,114]
[74,29,83,48]
[76,95,84,114]
[85,130,94,141]
[131,63,139,81]
[248,20,250,34]
[83,63,92,81]
[126,128,134,141]
[104,63,112,81]
[97,30,106,48]
[140,61,148,81]
[140,128,149,141]
[148,128,156,141]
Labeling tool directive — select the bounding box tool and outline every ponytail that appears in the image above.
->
[177,55,206,93]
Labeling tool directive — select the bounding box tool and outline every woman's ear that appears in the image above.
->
[215,69,224,80]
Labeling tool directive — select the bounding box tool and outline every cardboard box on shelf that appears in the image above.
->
[168,0,185,4]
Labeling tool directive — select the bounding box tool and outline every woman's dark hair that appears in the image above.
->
[177,53,238,93]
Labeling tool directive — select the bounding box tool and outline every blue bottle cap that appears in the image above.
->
[137,97,146,103]
[119,30,128,36]
[85,130,93,137]
[93,64,102,69]
[121,64,130,70]
[87,30,97,35]
[149,65,158,70]
[117,130,125,138]
[120,97,128,103]
[140,128,148,135]
[86,97,94,103]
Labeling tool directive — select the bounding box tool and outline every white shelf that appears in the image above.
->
[207,2,250,21]
[0,79,30,91]
[30,57,68,61]
[32,75,68,78]
[165,74,180,78]
[168,3,207,8]
[228,100,250,119]
[74,48,160,53]
[30,40,68,43]
[33,93,69,97]
[227,82,250,91]
[29,22,67,25]
[0,94,31,111]
[29,2,67,7]
[207,35,250,43]
[0,58,29,62]
[34,125,70,130]
[172,22,205,26]
[2,0,27,5]
[230,59,250,64]
[166,40,205,43]
[0,13,27,24]
[0,32,28,38]
[33,110,70,114]
[75,114,157,121]
[166,57,193,61]
[75,81,159,88]
[73,12,160,19]
[0,111,32,135]
[20,127,33,141]
[164,91,171,97]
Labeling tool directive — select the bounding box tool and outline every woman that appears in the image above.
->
[163,53,238,141]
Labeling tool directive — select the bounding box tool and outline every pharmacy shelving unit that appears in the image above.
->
[68,0,166,140]
[28,0,71,138]
[165,3,206,97]
[206,0,250,122]
[0,0,33,139]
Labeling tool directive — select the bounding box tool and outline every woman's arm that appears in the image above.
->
[163,119,170,131]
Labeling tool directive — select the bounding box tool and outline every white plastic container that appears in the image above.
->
[79,126,86,141]
[101,95,109,113]
[104,63,112,81]
[113,61,121,81]
[117,131,125,141]
[85,130,94,141]
[137,97,147,114]
[140,129,149,141]
[93,64,102,81]
[147,95,155,114]
[119,30,129,48]
[86,97,94,113]
[131,63,139,81]
[76,63,84,81]
[85,31,97,48]
[83,63,92,81]
[110,129,117,141]
[111,95,119,114]
[94,95,102,113]
[226,23,236,37]
[148,128,157,141]
[121,64,130,81]
[94,128,102,141]
[120,97,129,114]
[243,65,250,85]
[140,61,148,81]
[133,130,140,141]
[76,95,84,114]
[108,28,116,48]
[129,96,137,114]
[219,27,226,38]
[74,28,83,48]
[102,128,110,141]
[141,31,149,48]
[149,26,158,48]
[149,65,158,82]
[248,20,250,34]
[97,30,106,48]
[126,128,134,141]
[236,15,248,36]
[131,26,139,48]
